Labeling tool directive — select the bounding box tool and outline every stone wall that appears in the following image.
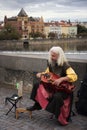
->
[0,54,47,92]
[0,54,87,95]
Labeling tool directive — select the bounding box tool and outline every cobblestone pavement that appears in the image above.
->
[0,86,87,130]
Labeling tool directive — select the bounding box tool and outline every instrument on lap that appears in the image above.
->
[41,72,75,93]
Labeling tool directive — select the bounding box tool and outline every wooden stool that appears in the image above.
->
[16,108,32,119]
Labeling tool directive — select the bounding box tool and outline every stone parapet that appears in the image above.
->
[0,54,87,94]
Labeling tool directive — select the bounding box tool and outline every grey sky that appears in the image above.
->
[0,0,87,22]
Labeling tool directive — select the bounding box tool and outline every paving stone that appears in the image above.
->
[0,86,87,130]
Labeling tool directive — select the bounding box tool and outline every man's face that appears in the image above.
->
[51,51,59,62]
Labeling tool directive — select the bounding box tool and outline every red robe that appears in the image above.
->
[35,84,71,125]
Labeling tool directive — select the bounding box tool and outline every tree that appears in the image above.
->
[0,24,21,40]
[48,32,57,39]
[29,32,46,39]
[77,24,87,38]
[61,33,66,38]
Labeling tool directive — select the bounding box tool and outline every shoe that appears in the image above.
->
[26,102,41,111]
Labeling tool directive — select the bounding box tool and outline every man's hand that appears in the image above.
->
[53,76,69,86]
[36,73,42,78]
[53,78,63,86]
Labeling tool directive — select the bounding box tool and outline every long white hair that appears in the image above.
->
[48,46,67,66]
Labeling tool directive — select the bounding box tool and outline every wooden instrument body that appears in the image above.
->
[41,72,75,93]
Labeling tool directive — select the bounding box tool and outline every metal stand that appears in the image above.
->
[5,94,22,115]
